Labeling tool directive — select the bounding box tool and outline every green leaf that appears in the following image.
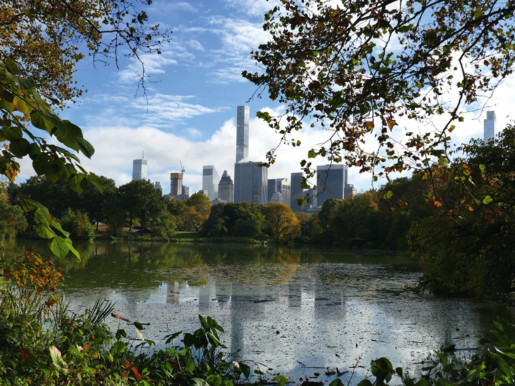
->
[49,236,71,259]
[482,195,493,205]
[87,173,103,193]
[272,375,287,386]
[9,138,30,157]
[68,243,81,260]
[76,136,95,158]
[68,174,85,194]
[134,321,144,330]
[36,224,56,239]
[5,58,20,75]
[31,110,55,133]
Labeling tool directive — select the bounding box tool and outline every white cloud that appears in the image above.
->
[224,0,272,17]
[118,52,178,83]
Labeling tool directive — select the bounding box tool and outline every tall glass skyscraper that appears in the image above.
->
[236,106,249,163]
[484,110,495,142]
[202,165,220,200]
[316,164,348,207]
[234,161,268,204]
[132,156,147,181]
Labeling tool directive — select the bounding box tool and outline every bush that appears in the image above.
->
[61,209,95,240]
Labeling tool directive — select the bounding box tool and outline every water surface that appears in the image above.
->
[12,241,514,384]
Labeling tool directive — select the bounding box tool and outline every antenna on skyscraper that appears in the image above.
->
[180,160,185,174]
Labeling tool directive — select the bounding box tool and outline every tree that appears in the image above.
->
[262,202,301,242]
[410,127,515,297]
[186,193,212,226]
[78,177,117,230]
[118,180,165,231]
[0,193,26,242]
[244,0,515,181]
[1,0,171,104]
[0,1,169,257]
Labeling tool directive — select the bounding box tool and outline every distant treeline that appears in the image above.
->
[2,128,514,298]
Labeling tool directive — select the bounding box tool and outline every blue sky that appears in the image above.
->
[18,0,514,195]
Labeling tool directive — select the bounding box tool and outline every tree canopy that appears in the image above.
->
[0,1,170,258]
[244,0,515,181]
[0,0,171,104]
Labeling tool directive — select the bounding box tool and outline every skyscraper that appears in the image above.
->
[236,106,249,163]
[202,165,220,201]
[234,161,268,204]
[218,170,234,202]
[484,110,496,142]
[290,172,304,211]
[170,172,183,199]
[132,154,147,181]
[268,178,291,206]
[316,164,348,207]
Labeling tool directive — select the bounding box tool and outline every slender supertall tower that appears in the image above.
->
[236,106,249,163]
[484,110,496,142]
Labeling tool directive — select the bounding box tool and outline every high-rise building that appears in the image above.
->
[234,161,268,204]
[267,178,291,206]
[290,172,304,211]
[170,172,183,199]
[236,106,249,163]
[154,181,162,192]
[202,165,220,201]
[218,170,234,202]
[132,155,147,181]
[484,110,496,142]
[344,184,357,198]
[316,164,348,207]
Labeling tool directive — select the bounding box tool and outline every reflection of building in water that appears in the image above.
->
[199,281,213,312]
[215,281,231,306]
[230,281,271,361]
[314,266,346,321]
[288,278,302,308]
[166,281,181,305]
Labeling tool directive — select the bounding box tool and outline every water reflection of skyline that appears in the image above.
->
[34,241,512,384]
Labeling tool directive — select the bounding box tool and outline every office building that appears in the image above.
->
[290,172,304,211]
[132,155,147,181]
[236,106,249,163]
[234,161,268,204]
[179,185,190,200]
[345,184,357,198]
[170,172,183,199]
[268,178,291,206]
[316,164,348,207]
[484,110,495,142]
[218,170,234,202]
[154,181,162,192]
[202,165,220,201]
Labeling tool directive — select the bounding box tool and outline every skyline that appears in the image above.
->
[13,0,513,195]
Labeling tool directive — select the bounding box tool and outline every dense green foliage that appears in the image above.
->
[0,193,26,242]
[411,128,515,298]
[244,0,515,183]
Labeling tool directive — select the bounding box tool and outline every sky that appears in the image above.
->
[17,0,515,195]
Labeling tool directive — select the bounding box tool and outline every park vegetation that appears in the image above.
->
[1,0,514,383]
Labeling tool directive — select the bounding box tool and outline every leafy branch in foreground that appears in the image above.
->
[244,0,515,182]
[0,59,101,258]
[0,0,172,103]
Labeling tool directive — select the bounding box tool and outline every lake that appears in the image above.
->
[11,240,515,384]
